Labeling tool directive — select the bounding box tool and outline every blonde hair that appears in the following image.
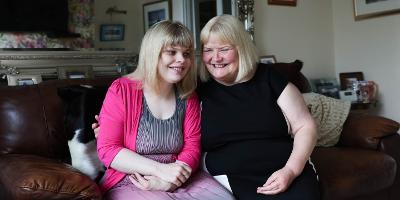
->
[127,21,196,98]
[199,15,259,82]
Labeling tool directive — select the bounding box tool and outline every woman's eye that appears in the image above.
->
[183,52,191,58]
[220,48,230,52]
[203,49,212,53]
[165,50,176,55]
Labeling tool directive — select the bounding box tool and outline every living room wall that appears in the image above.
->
[253,0,335,79]
[94,0,186,53]
[253,0,399,122]
[94,0,148,52]
[332,0,400,122]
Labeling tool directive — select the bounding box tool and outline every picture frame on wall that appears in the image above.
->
[57,66,94,79]
[268,0,297,7]
[353,0,400,20]
[7,74,42,86]
[339,72,364,90]
[143,0,171,32]
[260,55,277,64]
[100,24,125,41]
[309,78,340,99]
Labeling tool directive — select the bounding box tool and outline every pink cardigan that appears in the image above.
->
[97,77,201,193]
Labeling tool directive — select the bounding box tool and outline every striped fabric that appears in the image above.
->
[135,94,185,164]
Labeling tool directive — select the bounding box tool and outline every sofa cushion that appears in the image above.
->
[311,147,396,200]
[58,85,108,181]
[303,93,351,147]
[0,154,101,200]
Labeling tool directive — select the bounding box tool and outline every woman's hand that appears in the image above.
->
[92,115,100,138]
[155,161,192,187]
[129,172,178,192]
[257,166,297,195]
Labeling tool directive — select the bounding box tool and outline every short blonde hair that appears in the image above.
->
[199,15,258,82]
[128,21,196,98]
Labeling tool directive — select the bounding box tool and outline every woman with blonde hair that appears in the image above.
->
[96,20,234,200]
[198,15,320,199]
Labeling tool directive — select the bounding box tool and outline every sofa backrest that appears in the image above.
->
[0,85,53,157]
[265,60,311,93]
[0,77,115,162]
[0,60,310,162]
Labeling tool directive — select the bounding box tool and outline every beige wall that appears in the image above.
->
[332,0,400,122]
[254,0,399,121]
[94,0,147,53]
[94,0,183,53]
[254,0,335,79]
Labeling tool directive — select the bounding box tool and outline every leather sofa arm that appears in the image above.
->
[380,134,400,164]
[338,113,400,150]
[0,154,101,200]
[380,134,400,200]
[311,147,396,200]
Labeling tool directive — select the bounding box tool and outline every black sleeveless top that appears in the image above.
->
[197,64,292,176]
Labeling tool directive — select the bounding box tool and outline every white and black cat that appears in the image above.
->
[58,85,107,182]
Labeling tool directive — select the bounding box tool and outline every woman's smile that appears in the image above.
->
[168,65,185,73]
[211,64,228,68]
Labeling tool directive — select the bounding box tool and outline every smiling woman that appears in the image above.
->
[157,45,192,86]
[197,15,320,200]
[96,20,235,200]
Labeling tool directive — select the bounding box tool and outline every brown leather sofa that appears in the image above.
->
[0,61,399,200]
[0,78,115,200]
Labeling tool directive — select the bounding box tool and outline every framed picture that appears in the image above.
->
[309,78,340,99]
[268,0,297,7]
[57,66,94,79]
[260,55,277,64]
[100,24,125,41]
[339,72,364,90]
[143,0,171,32]
[353,0,400,20]
[7,74,42,86]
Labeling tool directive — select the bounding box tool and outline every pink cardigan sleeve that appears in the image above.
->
[97,80,126,168]
[177,93,201,172]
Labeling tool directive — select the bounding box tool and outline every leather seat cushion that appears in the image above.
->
[0,154,101,200]
[311,147,396,200]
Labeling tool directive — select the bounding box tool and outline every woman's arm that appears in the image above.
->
[257,83,317,195]
[129,172,178,192]
[278,83,317,176]
[176,93,202,172]
[110,149,191,187]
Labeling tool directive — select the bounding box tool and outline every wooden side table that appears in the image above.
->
[350,101,377,113]
[352,102,371,109]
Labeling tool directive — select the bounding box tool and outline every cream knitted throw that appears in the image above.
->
[303,93,351,147]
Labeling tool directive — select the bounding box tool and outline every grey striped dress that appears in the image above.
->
[136,94,185,163]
